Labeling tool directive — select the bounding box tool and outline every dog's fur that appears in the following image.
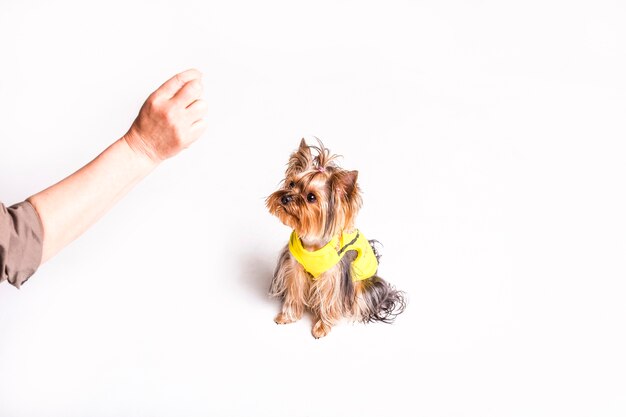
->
[266,139,406,338]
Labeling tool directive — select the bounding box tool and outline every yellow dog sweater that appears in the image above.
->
[288,229,379,281]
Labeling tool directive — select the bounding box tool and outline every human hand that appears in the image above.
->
[124,69,208,163]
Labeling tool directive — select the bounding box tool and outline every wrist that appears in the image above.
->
[121,128,161,170]
[119,131,160,173]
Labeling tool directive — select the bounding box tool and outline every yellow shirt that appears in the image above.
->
[288,229,379,281]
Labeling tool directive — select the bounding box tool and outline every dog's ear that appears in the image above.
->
[332,170,359,201]
[326,170,362,235]
[286,139,313,176]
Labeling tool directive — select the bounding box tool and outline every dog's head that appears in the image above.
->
[266,139,362,242]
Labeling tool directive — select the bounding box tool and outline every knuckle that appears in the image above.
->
[189,79,202,91]
[173,126,186,142]
[146,92,163,109]
[163,107,178,123]
[147,91,159,103]
[196,99,208,111]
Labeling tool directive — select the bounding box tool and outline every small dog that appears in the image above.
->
[266,139,406,338]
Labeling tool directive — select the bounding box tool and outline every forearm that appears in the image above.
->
[28,137,157,263]
[24,68,205,267]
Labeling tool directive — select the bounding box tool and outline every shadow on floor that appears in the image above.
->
[239,251,276,302]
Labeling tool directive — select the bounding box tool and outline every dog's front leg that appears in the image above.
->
[274,263,309,325]
[311,315,334,338]
[275,296,305,324]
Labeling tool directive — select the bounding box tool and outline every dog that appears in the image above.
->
[266,139,406,338]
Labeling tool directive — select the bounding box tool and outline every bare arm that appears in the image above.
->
[28,69,208,263]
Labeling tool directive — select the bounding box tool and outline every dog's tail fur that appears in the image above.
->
[351,240,406,323]
[357,275,406,323]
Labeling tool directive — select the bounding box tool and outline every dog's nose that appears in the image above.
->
[281,194,293,205]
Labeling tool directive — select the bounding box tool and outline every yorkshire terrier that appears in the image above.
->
[266,139,406,338]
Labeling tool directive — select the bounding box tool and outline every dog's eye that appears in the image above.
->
[288,181,295,189]
[307,193,317,203]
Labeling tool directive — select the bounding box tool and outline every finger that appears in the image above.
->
[188,118,208,140]
[172,79,203,107]
[186,99,208,121]
[154,68,202,100]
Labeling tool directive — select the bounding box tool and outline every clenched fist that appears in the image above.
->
[124,69,208,163]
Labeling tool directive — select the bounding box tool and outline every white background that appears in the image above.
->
[1,1,625,416]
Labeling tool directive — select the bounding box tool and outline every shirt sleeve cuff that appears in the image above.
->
[0,200,44,289]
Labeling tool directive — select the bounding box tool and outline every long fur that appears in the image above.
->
[267,139,406,338]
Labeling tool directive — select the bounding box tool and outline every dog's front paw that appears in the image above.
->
[312,320,331,338]
[274,312,299,325]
